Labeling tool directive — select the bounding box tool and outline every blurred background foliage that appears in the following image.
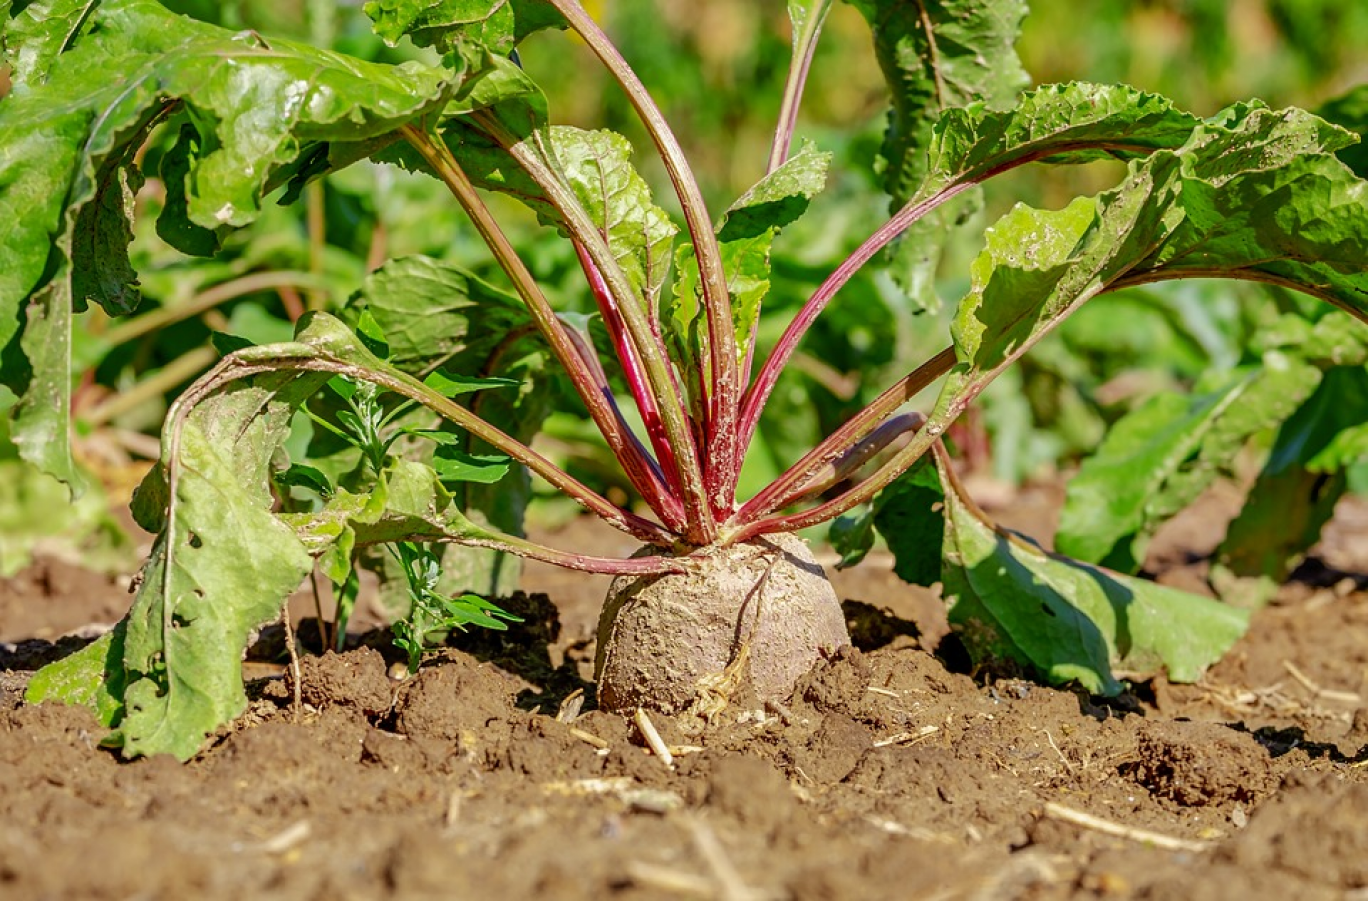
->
[4,0,1368,577]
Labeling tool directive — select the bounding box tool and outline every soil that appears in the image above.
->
[2,484,1367,900]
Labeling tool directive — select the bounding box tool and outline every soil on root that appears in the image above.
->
[0,487,1366,899]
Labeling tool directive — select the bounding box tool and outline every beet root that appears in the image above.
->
[594,533,851,715]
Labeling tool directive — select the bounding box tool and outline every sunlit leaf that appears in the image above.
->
[1,0,450,487]
[25,626,126,729]
[844,0,1030,205]
[933,451,1248,694]
[1056,365,1315,571]
[936,102,1368,425]
[364,0,565,54]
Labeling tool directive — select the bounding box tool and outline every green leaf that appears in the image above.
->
[668,141,830,375]
[107,309,537,758]
[551,125,678,308]
[354,309,390,359]
[420,110,679,317]
[870,455,945,587]
[828,507,875,570]
[1252,310,1368,368]
[353,255,534,374]
[923,83,1204,196]
[346,255,551,594]
[423,368,518,398]
[118,369,327,759]
[283,457,490,550]
[411,429,514,485]
[936,102,1368,429]
[1056,361,1319,571]
[1281,367,1368,473]
[1,0,450,485]
[364,0,565,54]
[449,49,547,136]
[276,463,334,497]
[9,281,84,491]
[156,125,223,257]
[946,190,1119,377]
[2,0,99,85]
[936,453,1249,694]
[1211,465,1346,609]
[786,0,833,43]
[209,331,253,357]
[432,447,511,485]
[0,457,132,577]
[844,0,1030,205]
[717,140,832,243]
[723,141,830,364]
[896,81,1202,316]
[26,625,127,729]
[1208,364,1368,607]
[1315,84,1368,179]
[70,133,144,316]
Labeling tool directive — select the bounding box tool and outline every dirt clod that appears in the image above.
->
[706,754,799,834]
[293,647,393,717]
[1127,721,1273,808]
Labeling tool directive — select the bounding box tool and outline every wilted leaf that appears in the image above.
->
[118,416,317,760]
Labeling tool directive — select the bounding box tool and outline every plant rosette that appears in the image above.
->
[7,0,1368,759]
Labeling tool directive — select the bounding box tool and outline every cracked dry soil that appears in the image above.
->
[1,486,1367,900]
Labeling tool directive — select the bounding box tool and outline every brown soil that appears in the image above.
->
[1,485,1366,900]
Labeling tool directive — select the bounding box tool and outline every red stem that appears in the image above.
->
[735,137,1179,502]
[547,0,740,524]
[559,324,688,531]
[573,241,685,501]
[401,125,686,535]
[737,183,974,468]
[732,346,955,526]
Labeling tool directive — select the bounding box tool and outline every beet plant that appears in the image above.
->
[10,0,1368,759]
